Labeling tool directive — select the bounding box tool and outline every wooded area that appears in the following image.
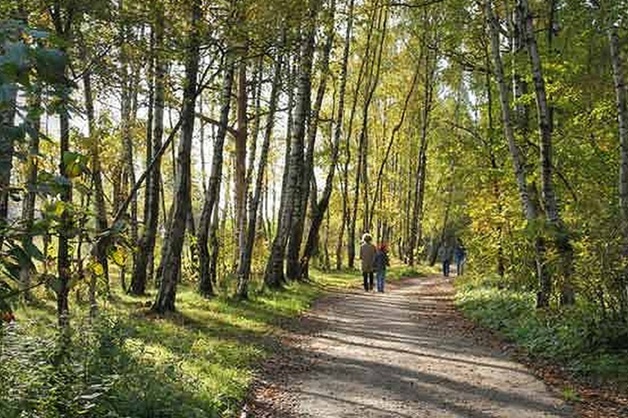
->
[1,0,628,416]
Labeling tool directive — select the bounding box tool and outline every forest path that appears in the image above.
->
[245,275,573,417]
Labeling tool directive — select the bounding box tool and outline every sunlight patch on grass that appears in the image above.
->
[5,264,431,417]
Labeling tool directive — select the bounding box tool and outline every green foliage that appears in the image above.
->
[2,269,358,418]
[0,18,76,315]
[455,276,628,387]
[0,317,224,418]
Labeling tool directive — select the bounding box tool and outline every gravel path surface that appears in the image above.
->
[246,275,573,417]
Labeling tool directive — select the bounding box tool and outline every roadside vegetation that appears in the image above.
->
[455,273,628,390]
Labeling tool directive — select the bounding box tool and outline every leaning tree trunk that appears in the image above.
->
[197,56,236,297]
[132,6,165,295]
[236,50,283,298]
[290,0,336,280]
[284,0,323,281]
[520,0,574,305]
[301,0,352,278]
[267,0,321,286]
[152,0,201,313]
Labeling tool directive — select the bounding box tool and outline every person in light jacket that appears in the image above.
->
[359,233,376,291]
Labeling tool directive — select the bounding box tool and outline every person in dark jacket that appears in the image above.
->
[455,240,466,276]
[439,240,454,277]
[373,243,390,292]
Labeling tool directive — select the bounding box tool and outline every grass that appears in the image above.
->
[454,275,628,390]
[1,263,422,418]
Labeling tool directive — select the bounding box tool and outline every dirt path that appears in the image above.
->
[246,276,573,417]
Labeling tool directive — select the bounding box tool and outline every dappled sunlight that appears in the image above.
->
[255,276,571,417]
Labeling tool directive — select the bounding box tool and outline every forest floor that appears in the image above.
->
[243,274,627,417]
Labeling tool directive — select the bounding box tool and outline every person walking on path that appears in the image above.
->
[359,233,376,291]
[455,240,466,276]
[439,239,453,277]
[373,243,390,292]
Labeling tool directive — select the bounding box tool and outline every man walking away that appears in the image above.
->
[360,233,376,291]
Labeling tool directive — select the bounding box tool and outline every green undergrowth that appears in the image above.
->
[454,275,628,389]
[0,265,417,418]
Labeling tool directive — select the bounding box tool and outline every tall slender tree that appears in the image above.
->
[152,0,202,313]
[237,47,283,297]
[197,55,236,297]
[131,2,166,295]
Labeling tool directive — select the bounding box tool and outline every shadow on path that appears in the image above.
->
[245,275,573,418]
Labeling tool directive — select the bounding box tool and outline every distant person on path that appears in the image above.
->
[359,233,376,291]
[455,240,466,276]
[373,243,390,293]
[439,240,453,277]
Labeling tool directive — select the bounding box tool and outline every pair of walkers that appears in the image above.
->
[359,233,389,292]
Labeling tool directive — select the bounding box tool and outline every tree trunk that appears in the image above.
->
[197,56,236,297]
[47,6,75,326]
[234,46,248,271]
[20,87,41,299]
[345,2,379,269]
[0,85,17,250]
[246,56,264,191]
[609,25,628,247]
[302,0,352,277]
[487,0,549,307]
[57,80,72,326]
[289,0,336,280]
[152,0,201,313]
[132,7,165,295]
[485,65,506,277]
[82,61,110,314]
[520,0,574,305]
[263,60,296,289]
[284,0,322,281]
[236,50,283,298]
[407,14,435,267]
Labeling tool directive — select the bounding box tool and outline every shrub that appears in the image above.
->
[0,316,221,418]
[455,276,628,386]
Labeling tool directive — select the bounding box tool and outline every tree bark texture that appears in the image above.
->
[236,51,283,298]
[152,0,201,313]
[284,0,322,281]
[519,0,574,305]
[487,0,550,307]
[197,55,236,297]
